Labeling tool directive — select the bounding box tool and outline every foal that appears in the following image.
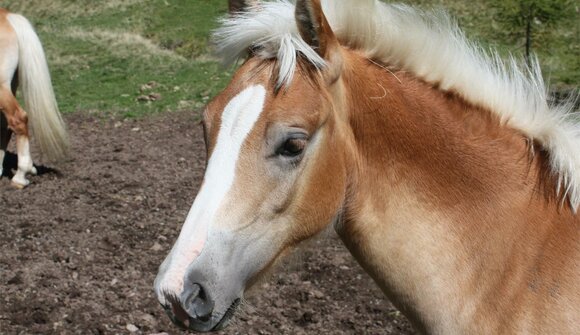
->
[0,8,68,187]
[155,0,579,333]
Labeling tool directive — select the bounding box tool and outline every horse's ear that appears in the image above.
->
[228,0,260,13]
[295,0,343,84]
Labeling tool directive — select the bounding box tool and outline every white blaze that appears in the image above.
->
[156,85,267,299]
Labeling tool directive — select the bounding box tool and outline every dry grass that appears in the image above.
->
[4,0,142,17]
[59,28,186,62]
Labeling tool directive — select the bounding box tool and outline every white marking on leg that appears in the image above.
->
[0,149,4,176]
[155,85,267,303]
[12,135,34,187]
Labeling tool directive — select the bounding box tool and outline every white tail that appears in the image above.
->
[6,13,68,161]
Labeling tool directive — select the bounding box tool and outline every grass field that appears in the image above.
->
[4,0,578,117]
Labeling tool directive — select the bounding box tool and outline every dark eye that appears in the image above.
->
[277,137,307,157]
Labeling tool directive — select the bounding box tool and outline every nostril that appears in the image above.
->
[183,284,200,306]
[182,283,215,322]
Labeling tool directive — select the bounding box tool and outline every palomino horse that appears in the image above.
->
[0,8,68,188]
[155,0,579,333]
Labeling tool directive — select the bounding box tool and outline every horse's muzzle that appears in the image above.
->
[159,282,219,332]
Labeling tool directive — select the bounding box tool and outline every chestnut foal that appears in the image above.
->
[155,0,579,333]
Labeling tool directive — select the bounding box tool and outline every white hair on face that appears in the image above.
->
[155,85,267,302]
[212,0,325,88]
[212,0,580,211]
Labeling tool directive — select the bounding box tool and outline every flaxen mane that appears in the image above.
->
[213,0,580,210]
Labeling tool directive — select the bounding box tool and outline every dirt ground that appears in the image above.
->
[0,111,415,335]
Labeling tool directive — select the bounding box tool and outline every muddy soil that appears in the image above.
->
[0,111,415,335]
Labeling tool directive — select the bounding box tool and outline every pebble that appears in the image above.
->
[150,242,163,252]
[126,323,139,332]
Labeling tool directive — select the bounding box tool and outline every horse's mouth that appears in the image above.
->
[179,298,241,332]
[211,298,241,331]
[161,296,241,332]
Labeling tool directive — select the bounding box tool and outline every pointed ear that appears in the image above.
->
[295,0,343,84]
[228,0,260,13]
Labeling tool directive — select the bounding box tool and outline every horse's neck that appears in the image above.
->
[341,56,551,218]
[336,56,574,333]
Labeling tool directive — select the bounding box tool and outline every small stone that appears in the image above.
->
[150,243,163,252]
[140,313,157,324]
[311,289,324,299]
[126,323,139,332]
[7,273,23,285]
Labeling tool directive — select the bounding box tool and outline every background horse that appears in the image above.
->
[0,8,68,188]
[155,0,579,333]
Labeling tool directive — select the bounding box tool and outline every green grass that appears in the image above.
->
[3,0,578,118]
[5,0,232,118]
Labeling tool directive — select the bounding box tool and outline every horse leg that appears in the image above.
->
[1,70,17,177]
[0,86,35,188]
[0,112,10,177]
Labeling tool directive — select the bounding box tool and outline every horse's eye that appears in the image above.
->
[277,137,306,157]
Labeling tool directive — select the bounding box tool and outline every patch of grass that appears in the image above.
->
[3,0,577,118]
[142,0,228,59]
[5,0,231,118]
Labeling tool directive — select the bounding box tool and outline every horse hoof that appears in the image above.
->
[11,174,30,189]
[31,166,38,175]
[11,181,26,189]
